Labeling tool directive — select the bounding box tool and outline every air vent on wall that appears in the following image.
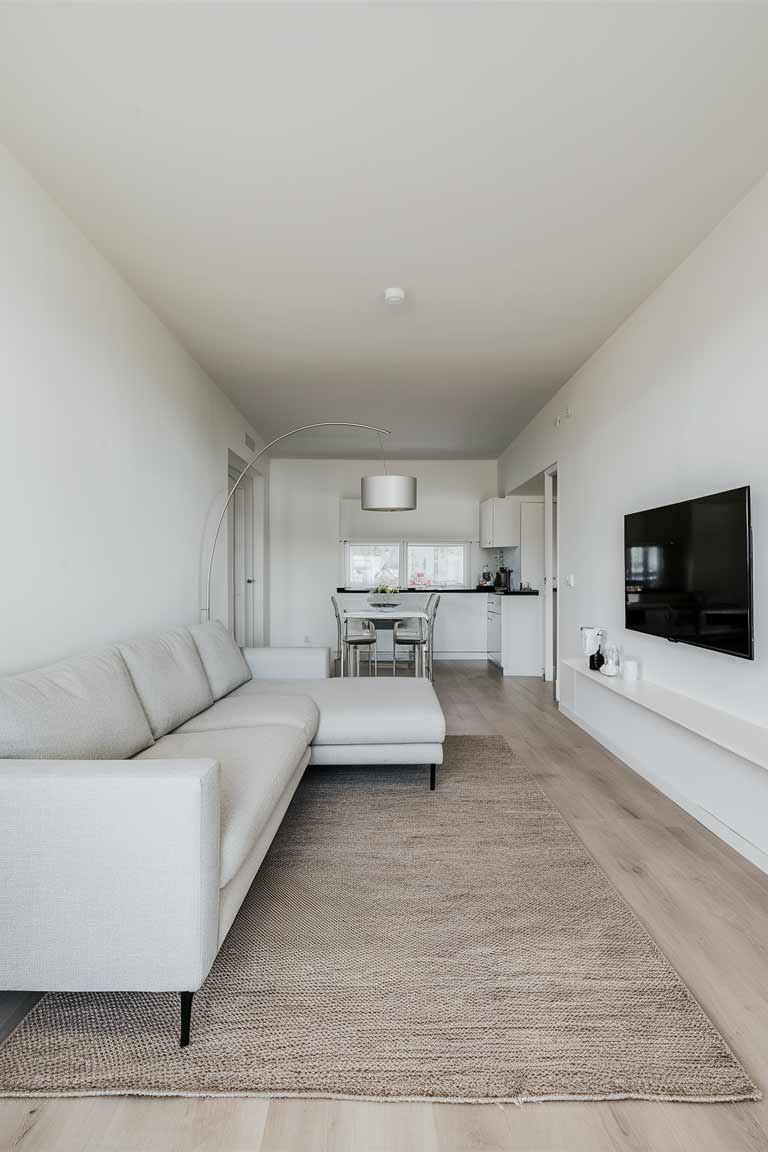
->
[245,432,256,452]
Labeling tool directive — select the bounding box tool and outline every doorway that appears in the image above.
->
[544,464,559,701]
[227,453,265,647]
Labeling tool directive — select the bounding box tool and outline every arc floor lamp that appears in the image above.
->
[201,421,417,623]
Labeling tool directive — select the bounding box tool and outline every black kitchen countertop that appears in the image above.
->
[337,587,539,595]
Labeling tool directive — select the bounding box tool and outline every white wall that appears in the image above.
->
[498,171,768,871]
[269,459,498,649]
[0,144,264,674]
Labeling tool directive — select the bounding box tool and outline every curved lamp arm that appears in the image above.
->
[202,421,390,622]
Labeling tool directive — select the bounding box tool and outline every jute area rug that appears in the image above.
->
[0,735,759,1102]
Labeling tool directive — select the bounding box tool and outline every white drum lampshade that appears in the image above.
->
[361,474,417,511]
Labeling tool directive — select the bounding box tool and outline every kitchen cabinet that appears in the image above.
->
[433,593,488,656]
[487,593,502,666]
[479,497,520,548]
[500,595,543,676]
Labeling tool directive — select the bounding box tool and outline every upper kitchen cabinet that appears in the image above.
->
[479,497,520,548]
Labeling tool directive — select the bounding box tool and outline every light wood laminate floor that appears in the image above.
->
[2,662,766,1152]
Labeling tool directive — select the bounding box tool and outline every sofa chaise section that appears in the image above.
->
[235,651,446,787]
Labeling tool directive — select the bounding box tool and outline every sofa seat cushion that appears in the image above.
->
[174,693,319,743]
[189,621,251,700]
[119,628,213,739]
[0,646,154,760]
[136,726,309,887]
[231,677,446,747]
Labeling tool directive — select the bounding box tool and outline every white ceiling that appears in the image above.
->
[2,3,768,458]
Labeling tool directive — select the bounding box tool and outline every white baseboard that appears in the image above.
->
[433,652,490,661]
[334,651,489,663]
[560,703,768,877]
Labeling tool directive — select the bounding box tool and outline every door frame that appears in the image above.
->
[250,470,266,646]
[543,462,559,699]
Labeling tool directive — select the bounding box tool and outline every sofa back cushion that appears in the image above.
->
[0,646,154,760]
[119,628,213,739]
[189,621,251,700]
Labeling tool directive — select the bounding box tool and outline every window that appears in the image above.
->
[344,540,469,588]
[406,543,467,588]
[345,542,400,588]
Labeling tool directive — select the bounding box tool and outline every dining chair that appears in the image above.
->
[425,594,441,680]
[391,594,425,677]
[392,594,440,679]
[331,595,377,677]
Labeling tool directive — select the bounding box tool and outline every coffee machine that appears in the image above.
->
[494,566,508,591]
[580,626,606,671]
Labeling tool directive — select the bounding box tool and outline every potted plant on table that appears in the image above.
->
[367,584,402,607]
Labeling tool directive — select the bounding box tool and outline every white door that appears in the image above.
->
[520,501,545,589]
[227,465,255,646]
[543,466,559,699]
[250,472,266,647]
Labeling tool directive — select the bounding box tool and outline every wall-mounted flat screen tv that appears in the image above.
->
[624,486,753,660]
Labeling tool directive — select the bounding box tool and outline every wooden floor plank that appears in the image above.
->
[0,1096,270,1152]
[260,1098,438,1152]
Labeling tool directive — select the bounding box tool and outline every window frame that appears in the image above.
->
[343,541,402,589]
[405,541,470,590]
[343,540,471,590]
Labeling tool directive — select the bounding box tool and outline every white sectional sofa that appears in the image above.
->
[0,623,445,1045]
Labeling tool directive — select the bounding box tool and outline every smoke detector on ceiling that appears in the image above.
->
[383,286,406,306]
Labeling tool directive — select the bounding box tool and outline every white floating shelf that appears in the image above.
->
[562,657,768,773]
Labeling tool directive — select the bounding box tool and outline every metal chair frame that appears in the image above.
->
[392,594,440,679]
[331,595,377,677]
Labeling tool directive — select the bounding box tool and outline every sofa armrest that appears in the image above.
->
[0,759,220,992]
[242,646,330,679]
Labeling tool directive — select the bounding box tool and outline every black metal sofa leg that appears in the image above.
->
[180,991,194,1047]
[430,764,436,791]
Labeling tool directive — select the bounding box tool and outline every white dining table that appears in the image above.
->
[343,607,428,623]
[341,606,429,677]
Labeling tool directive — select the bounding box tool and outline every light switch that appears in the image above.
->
[566,573,575,588]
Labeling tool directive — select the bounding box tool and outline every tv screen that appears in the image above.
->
[624,486,753,659]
